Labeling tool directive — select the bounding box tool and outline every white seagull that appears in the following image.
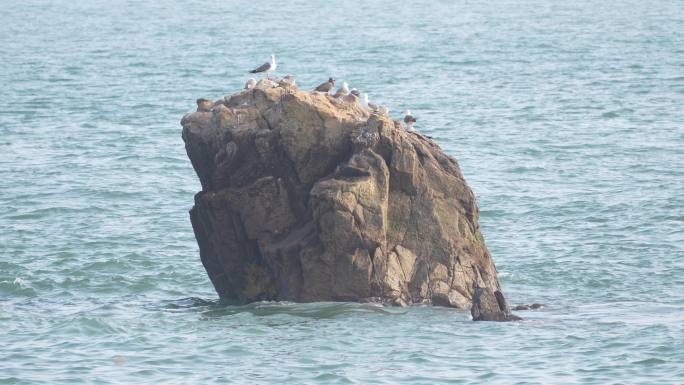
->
[333,82,349,98]
[249,54,277,78]
[361,93,379,111]
[279,74,296,88]
[343,88,360,104]
[282,74,296,86]
[343,93,359,104]
[244,78,257,90]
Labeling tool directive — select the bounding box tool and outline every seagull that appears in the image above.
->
[342,88,360,104]
[244,78,257,90]
[282,75,296,86]
[361,94,378,111]
[343,92,359,104]
[314,77,335,93]
[279,74,296,87]
[333,82,349,98]
[403,110,417,130]
[249,54,277,78]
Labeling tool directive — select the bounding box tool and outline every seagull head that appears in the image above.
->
[328,77,335,83]
[350,88,360,96]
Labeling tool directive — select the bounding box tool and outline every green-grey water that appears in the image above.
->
[1,0,683,383]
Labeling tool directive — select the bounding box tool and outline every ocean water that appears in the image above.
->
[1,0,683,383]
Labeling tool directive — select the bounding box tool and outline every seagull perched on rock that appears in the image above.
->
[279,74,296,87]
[342,88,360,104]
[333,82,349,98]
[361,94,378,111]
[343,92,359,104]
[314,77,335,93]
[244,78,257,90]
[403,110,417,130]
[282,75,296,86]
[249,54,277,78]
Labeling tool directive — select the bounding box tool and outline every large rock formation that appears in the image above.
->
[181,79,509,314]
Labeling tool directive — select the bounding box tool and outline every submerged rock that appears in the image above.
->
[181,80,508,316]
[471,286,521,321]
[513,303,545,311]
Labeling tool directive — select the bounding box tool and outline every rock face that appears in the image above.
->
[182,81,507,312]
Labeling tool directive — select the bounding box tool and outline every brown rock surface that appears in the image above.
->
[181,80,507,312]
[470,286,521,321]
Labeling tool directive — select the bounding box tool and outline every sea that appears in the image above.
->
[1,0,683,383]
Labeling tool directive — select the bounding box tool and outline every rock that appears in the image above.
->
[196,98,214,112]
[257,78,278,88]
[181,80,508,312]
[471,286,521,321]
[513,303,545,311]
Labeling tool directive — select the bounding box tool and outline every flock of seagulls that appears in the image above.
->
[246,55,417,131]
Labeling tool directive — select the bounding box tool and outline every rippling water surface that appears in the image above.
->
[1,0,683,383]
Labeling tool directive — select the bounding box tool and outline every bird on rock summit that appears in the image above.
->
[249,54,277,79]
[314,77,335,93]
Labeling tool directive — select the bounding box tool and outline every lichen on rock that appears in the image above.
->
[182,79,510,316]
